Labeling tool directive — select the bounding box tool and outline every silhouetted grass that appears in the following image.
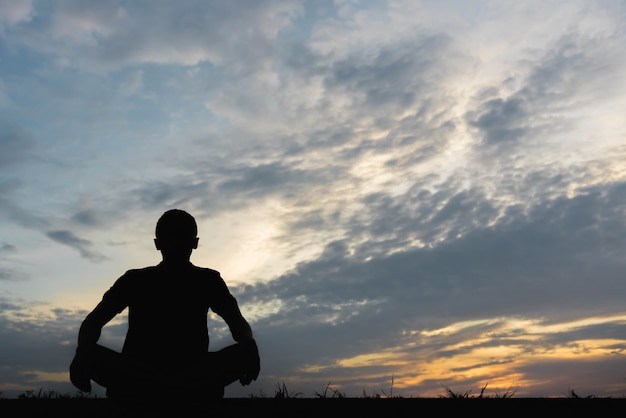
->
[438,383,517,399]
[17,388,100,400]
[314,382,346,398]
[1,383,621,418]
[0,381,619,400]
[253,381,304,398]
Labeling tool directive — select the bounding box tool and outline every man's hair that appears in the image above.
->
[155,209,198,240]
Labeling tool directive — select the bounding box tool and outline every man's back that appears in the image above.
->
[102,262,238,362]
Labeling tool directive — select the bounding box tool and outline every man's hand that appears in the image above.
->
[239,339,260,386]
[69,349,92,392]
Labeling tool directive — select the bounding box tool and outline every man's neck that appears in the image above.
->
[159,258,192,268]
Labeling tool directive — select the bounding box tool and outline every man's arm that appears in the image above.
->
[210,272,260,385]
[218,301,260,385]
[69,301,120,392]
[221,307,254,342]
[77,301,119,348]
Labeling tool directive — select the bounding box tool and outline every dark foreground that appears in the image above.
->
[1,398,623,417]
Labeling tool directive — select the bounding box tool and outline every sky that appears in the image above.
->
[1,0,625,399]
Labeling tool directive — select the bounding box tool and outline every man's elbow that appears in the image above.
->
[233,325,254,342]
[77,312,105,343]
[79,312,99,331]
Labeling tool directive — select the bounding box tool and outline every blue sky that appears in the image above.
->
[1,0,626,398]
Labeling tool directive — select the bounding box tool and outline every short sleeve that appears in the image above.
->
[209,272,240,317]
[101,272,133,314]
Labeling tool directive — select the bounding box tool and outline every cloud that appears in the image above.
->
[0,241,26,283]
[0,120,38,169]
[0,243,16,253]
[325,35,454,111]
[222,179,626,395]
[69,210,102,227]
[0,195,49,232]
[0,0,33,29]
[466,32,625,151]
[9,1,302,70]
[46,230,108,263]
[0,297,93,396]
[0,268,27,282]
[117,69,143,97]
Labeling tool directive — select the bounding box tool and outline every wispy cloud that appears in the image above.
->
[46,230,107,263]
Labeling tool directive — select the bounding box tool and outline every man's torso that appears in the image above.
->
[102,262,236,362]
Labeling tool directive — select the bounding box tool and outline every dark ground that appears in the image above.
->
[1,398,623,418]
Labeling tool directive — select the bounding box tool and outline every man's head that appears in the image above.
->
[154,209,199,261]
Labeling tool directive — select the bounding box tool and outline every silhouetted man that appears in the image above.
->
[69,209,260,400]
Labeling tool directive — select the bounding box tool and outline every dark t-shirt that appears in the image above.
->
[101,261,238,363]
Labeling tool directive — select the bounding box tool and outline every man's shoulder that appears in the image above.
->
[122,264,220,275]
[123,265,159,276]
[190,265,222,278]
[118,264,224,286]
